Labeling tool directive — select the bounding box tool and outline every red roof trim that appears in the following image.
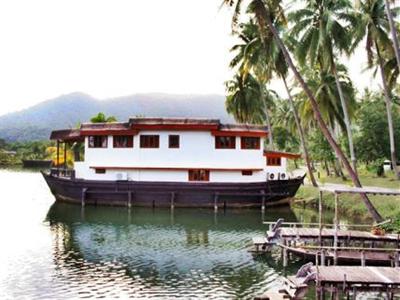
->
[90,166,263,171]
[131,124,219,131]
[263,151,301,159]
[211,130,267,137]
[80,130,139,136]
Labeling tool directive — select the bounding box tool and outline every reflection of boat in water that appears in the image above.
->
[43,118,304,208]
[45,202,300,297]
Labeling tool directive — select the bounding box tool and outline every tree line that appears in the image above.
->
[223,0,400,222]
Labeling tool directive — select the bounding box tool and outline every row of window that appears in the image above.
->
[267,157,281,166]
[94,168,254,180]
[89,135,260,150]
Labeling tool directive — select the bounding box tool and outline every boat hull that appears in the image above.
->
[41,172,304,208]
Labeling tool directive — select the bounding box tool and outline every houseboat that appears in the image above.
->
[42,117,304,208]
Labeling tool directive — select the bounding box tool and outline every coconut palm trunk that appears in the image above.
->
[253,2,383,222]
[331,59,357,174]
[260,85,274,149]
[282,76,318,187]
[375,41,400,179]
[384,0,400,76]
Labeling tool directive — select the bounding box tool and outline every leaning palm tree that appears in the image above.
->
[288,0,358,173]
[383,0,400,77]
[353,0,400,179]
[90,112,117,123]
[230,19,319,186]
[223,0,383,221]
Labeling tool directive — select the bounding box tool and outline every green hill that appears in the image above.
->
[0,92,232,141]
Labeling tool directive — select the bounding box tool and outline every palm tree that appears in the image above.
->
[383,0,400,77]
[223,0,383,221]
[229,20,276,148]
[353,0,400,179]
[297,65,357,178]
[90,112,117,123]
[289,0,358,173]
[225,73,276,119]
[230,19,319,186]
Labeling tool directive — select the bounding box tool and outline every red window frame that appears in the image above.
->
[113,135,133,148]
[241,170,253,176]
[241,137,260,149]
[188,169,210,181]
[215,136,236,149]
[267,157,281,166]
[88,136,108,148]
[140,135,160,148]
[95,168,106,174]
[168,135,180,148]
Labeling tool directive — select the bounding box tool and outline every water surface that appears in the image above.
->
[0,168,354,299]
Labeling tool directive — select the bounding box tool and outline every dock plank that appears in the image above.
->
[313,266,400,284]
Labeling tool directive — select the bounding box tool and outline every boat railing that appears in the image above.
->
[50,168,75,179]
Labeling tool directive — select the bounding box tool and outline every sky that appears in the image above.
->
[0,0,375,116]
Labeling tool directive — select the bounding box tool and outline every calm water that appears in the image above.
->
[0,168,358,299]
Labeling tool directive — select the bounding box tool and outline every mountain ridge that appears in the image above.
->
[0,92,233,141]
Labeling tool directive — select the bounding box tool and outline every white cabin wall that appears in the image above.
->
[76,132,273,181]
[83,131,265,169]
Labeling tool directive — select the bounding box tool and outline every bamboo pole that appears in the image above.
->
[56,140,60,170]
[63,142,67,170]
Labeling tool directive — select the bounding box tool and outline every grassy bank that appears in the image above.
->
[293,166,400,221]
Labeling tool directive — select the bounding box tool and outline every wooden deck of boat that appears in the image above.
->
[277,227,399,242]
[312,266,400,285]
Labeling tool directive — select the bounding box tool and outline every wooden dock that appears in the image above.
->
[276,227,399,243]
[313,266,400,299]
[256,265,400,299]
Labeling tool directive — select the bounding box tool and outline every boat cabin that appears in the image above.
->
[50,118,300,183]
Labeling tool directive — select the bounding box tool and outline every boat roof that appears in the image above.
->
[264,150,301,159]
[50,117,268,141]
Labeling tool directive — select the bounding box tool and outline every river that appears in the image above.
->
[0,168,362,299]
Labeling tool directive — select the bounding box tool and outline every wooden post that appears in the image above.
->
[319,190,323,246]
[56,140,60,170]
[316,262,321,300]
[63,142,67,170]
[127,191,132,208]
[81,188,87,207]
[170,192,175,210]
[352,287,356,300]
[283,247,288,267]
[394,250,399,267]
[321,249,326,266]
[214,193,218,212]
[261,189,266,212]
[334,192,339,265]
[361,250,366,267]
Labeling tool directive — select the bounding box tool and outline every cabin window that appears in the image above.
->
[215,136,236,149]
[241,170,253,176]
[88,136,108,148]
[140,135,159,148]
[113,135,133,148]
[188,169,210,181]
[241,137,260,149]
[267,157,281,166]
[95,168,106,174]
[169,135,180,148]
